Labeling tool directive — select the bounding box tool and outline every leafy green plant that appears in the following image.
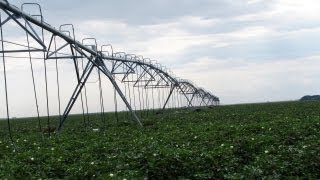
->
[0,101,319,179]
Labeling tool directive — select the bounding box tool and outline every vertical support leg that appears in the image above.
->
[162,85,175,111]
[204,98,209,106]
[200,96,207,106]
[177,85,193,107]
[57,61,94,130]
[190,93,196,106]
[98,61,142,127]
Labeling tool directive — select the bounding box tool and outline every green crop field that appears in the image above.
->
[0,101,319,179]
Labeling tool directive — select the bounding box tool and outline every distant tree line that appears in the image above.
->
[300,95,320,101]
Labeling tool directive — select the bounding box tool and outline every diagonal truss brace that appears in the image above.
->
[58,54,143,130]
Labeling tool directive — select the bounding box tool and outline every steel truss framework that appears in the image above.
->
[0,0,219,131]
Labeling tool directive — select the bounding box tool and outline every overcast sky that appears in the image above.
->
[2,0,320,117]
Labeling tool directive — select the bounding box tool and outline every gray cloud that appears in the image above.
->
[12,0,274,25]
[2,0,320,117]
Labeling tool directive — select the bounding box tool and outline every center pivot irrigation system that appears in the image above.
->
[0,0,219,135]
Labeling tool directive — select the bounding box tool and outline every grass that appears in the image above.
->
[0,101,319,179]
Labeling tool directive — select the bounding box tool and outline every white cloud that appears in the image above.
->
[1,0,320,118]
[76,17,215,61]
[247,0,264,5]
[174,55,320,104]
[274,0,320,20]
